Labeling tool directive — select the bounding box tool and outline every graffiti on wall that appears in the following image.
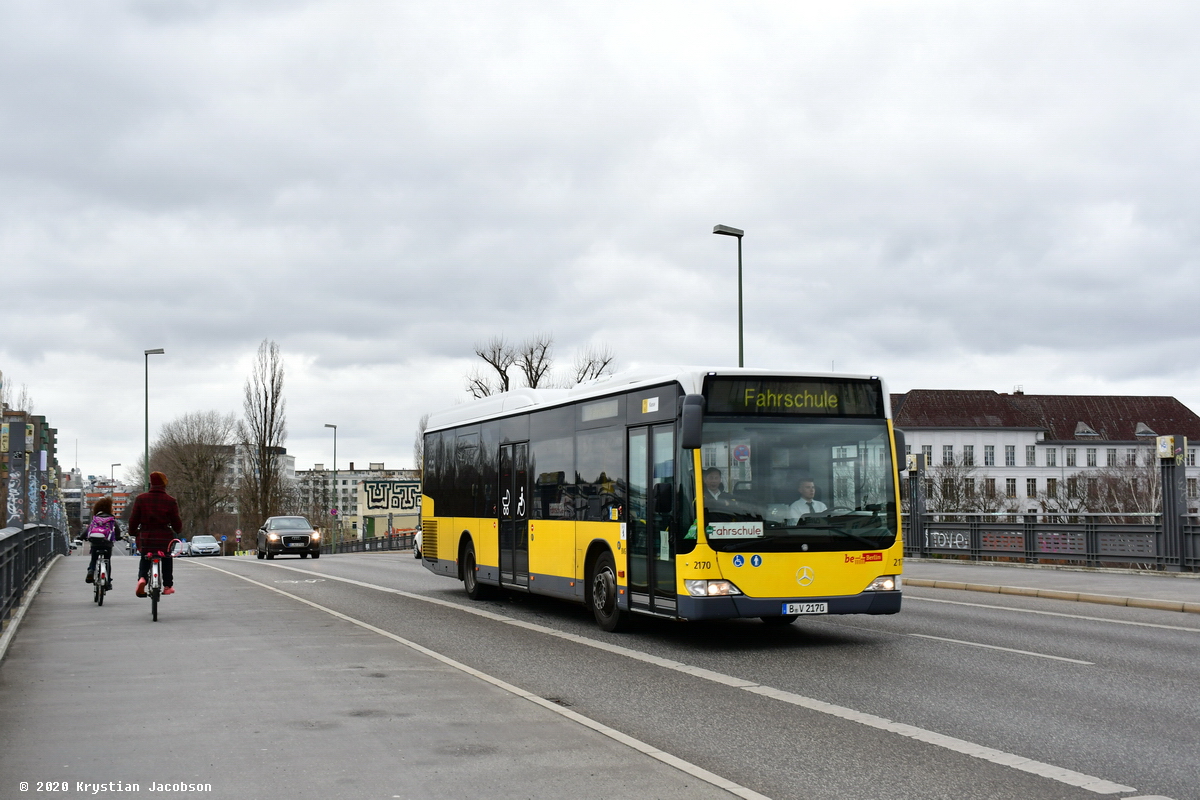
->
[364,481,421,512]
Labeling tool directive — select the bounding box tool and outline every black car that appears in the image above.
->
[256,516,321,559]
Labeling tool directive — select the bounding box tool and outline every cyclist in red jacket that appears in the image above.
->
[128,471,183,597]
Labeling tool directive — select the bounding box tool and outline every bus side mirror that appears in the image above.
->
[893,429,906,471]
[681,394,705,450]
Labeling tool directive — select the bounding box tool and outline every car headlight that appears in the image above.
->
[267,533,280,542]
[311,531,320,540]
[685,579,743,597]
[864,575,901,592]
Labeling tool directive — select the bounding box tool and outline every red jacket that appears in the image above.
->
[128,486,182,555]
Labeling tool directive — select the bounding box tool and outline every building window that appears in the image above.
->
[1026,478,1037,497]
[985,478,996,498]
[1006,478,1016,498]
[924,478,934,498]
[943,445,954,466]
[1046,448,1057,467]
[1107,448,1118,467]
[965,478,975,498]
[1088,477,1098,500]
[1067,477,1078,499]
[1087,448,1097,467]
[1026,445,1037,467]
[963,445,974,466]
[984,445,995,466]
[1065,448,1076,467]
[1046,478,1057,498]
[1126,448,1137,466]
[1189,478,1198,499]
[922,445,933,467]
[1005,445,1016,467]
[1189,449,1196,467]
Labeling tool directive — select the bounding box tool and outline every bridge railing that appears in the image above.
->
[902,512,1198,571]
[1,525,67,629]
[321,531,416,555]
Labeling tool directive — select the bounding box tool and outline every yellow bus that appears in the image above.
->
[420,368,905,631]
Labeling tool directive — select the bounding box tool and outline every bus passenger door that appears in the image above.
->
[627,425,676,614]
[499,443,530,588]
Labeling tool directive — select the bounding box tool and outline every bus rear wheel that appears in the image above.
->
[462,539,489,600]
[590,551,626,632]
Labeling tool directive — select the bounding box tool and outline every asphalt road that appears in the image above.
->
[193,553,1199,800]
[4,551,1196,800]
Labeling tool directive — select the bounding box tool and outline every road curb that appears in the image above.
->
[903,577,1199,614]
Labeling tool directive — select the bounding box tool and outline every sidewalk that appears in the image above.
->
[0,555,746,800]
[904,558,1200,613]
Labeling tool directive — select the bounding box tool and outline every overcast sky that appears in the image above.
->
[4,1,1200,481]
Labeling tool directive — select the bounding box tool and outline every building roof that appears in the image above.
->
[891,389,1200,442]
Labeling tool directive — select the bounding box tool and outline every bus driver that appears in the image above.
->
[789,477,827,521]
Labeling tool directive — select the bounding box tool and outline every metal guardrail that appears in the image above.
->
[1,525,68,628]
[903,512,1198,571]
[320,532,416,555]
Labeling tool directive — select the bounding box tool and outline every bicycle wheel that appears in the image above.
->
[151,589,158,621]
[94,577,101,605]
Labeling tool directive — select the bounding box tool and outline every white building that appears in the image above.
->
[894,389,1200,514]
[296,462,419,539]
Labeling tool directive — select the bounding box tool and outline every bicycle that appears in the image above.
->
[143,539,181,621]
[93,550,110,606]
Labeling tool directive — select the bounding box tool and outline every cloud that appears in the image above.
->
[5,1,1200,477]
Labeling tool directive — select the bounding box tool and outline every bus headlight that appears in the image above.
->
[685,580,743,597]
[865,575,900,592]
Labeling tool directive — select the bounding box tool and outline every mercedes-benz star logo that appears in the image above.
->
[796,566,815,587]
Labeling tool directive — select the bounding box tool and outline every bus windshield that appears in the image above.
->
[698,418,898,553]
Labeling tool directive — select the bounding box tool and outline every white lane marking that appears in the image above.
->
[209,559,1144,797]
[197,562,768,800]
[906,595,1200,633]
[906,633,1094,665]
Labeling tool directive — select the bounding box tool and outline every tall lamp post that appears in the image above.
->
[325,423,337,554]
[712,225,745,367]
[111,463,120,482]
[144,348,165,490]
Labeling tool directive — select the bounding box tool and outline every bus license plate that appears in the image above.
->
[783,602,827,615]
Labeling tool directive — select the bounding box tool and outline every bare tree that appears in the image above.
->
[153,411,237,537]
[572,343,616,384]
[413,413,430,471]
[1086,449,1161,520]
[466,335,618,396]
[467,335,516,397]
[516,333,554,388]
[924,457,1018,516]
[237,339,288,532]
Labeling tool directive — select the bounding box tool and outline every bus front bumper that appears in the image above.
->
[677,590,901,620]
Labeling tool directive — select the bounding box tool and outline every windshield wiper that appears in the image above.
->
[799,522,889,550]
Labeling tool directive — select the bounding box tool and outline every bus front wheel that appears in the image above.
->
[590,552,626,632]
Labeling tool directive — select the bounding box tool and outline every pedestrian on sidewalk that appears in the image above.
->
[127,471,183,597]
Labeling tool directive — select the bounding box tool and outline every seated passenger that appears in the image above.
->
[788,477,828,521]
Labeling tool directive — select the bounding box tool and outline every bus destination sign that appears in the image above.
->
[704,377,882,417]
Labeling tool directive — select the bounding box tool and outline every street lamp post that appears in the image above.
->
[144,348,165,491]
[712,225,745,367]
[325,423,337,554]
[111,463,120,482]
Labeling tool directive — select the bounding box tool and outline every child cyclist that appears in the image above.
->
[84,496,122,591]
[127,471,183,597]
